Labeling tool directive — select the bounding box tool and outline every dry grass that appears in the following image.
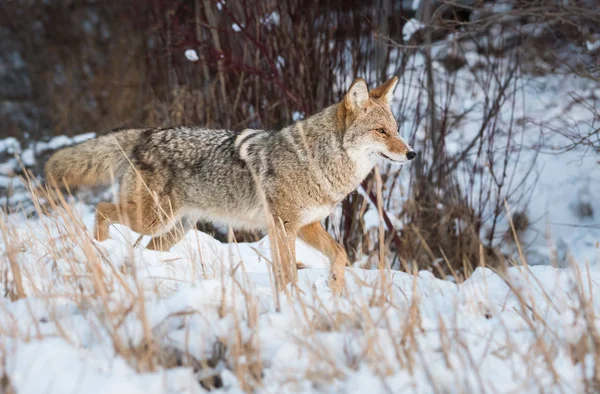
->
[0,174,597,392]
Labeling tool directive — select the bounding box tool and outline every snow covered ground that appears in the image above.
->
[1,203,600,393]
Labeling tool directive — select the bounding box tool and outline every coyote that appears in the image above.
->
[45,77,416,294]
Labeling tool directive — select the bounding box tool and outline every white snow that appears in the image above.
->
[231,23,242,32]
[276,55,285,69]
[1,206,599,392]
[586,37,600,52]
[0,137,21,154]
[20,148,35,166]
[292,111,304,121]
[6,338,203,394]
[185,49,199,62]
[402,19,424,42]
[260,12,280,26]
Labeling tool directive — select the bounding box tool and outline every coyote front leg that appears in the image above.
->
[298,222,348,295]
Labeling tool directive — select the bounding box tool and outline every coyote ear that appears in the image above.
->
[345,78,369,111]
[370,76,398,104]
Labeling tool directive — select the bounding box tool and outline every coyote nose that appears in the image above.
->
[407,151,417,160]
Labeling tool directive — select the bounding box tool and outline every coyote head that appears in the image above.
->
[338,77,416,164]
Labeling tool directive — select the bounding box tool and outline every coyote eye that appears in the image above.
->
[376,128,386,135]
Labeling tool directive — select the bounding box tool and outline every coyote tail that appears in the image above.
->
[44,129,141,187]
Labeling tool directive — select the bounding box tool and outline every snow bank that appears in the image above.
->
[0,207,599,393]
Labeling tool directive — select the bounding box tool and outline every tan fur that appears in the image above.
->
[298,222,347,294]
[45,77,416,295]
[45,129,142,187]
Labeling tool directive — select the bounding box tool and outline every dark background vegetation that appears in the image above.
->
[1,0,599,278]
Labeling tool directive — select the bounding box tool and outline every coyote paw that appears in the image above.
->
[328,266,346,296]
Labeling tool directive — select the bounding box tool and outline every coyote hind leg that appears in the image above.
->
[146,216,196,251]
[95,202,121,242]
[94,196,181,244]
